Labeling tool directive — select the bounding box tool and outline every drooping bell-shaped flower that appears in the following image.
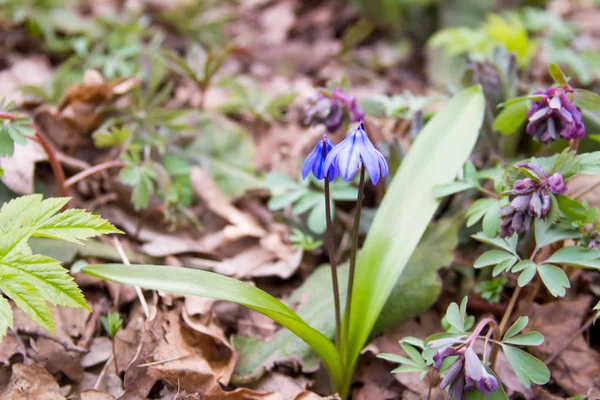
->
[304,88,365,132]
[302,135,338,181]
[500,163,567,237]
[526,87,585,144]
[323,121,388,185]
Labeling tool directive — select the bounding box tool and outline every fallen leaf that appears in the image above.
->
[81,337,112,368]
[0,140,47,194]
[0,363,64,400]
[80,390,116,400]
[0,333,26,366]
[251,373,311,400]
[29,337,84,382]
[0,56,52,103]
[532,295,600,397]
[351,354,403,400]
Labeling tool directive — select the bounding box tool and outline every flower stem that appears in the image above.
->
[490,285,521,368]
[343,165,365,353]
[324,174,342,349]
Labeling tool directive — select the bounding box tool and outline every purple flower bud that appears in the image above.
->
[304,88,365,132]
[529,192,543,218]
[441,358,464,390]
[511,195,531,212]
[301,135,338,181]
[548,173,567,194]
[434,346,459,369]
[513,178,536,195]
[525,87,585,144]
[324,121,388,185]
[517,163,547,180]
[464,348,499,395]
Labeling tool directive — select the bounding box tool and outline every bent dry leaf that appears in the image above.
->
[81,263,344,389]
[343,86,485,392]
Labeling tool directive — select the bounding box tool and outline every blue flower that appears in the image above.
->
[302,135,338,181]
[323,121,388,185]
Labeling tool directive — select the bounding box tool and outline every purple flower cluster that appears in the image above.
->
[429,319,499,400]
[302,121,388,185]
[500,163,567,237]
[526,87,585,144]
[304,88,365,132]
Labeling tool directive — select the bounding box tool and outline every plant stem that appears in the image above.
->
[569,139,580,152]
[64,159,125,188]
[490,285,521,368]
[323,143,342,349]
[343,166,365,354]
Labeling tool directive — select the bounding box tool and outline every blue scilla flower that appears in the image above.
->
[302,135,339,181]
[323,121,388,185]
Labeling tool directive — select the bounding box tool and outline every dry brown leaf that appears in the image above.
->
[80,390,116,400]
[146,309,235,393]
[532,296,600,397]
[0,333,26,365]
[81,337,112,368]
[203,386,337,400]
[252,372,311,400]
[29,337,84,382]
[0,56,52,103]
[0,140,47,194]
[0,363,64,400]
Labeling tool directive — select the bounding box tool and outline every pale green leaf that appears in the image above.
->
[493,100,529,135]
[391,365,427,374]
[503,332,544,346]
[503,316,528,340]
[433,181,474,198]
[544,246,600,269]
[344,87,484,393]
[502,344,550,387]
[492,256,518,276]
[517,263,537,287]
[472,232,518,255]
[33,209,122,245]
[0,295,13,339]
[0,277,54,334]
[474,250,514,269]
[377,353,418,367]
[401,342,426,368]
[534,219,582,250]
[81,263,343,389]
[538,264,570,297]
[549,63,569,86]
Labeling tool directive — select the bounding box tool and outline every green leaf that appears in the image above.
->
[0,295,13,340]
[472,232,518,255]
[492,256,518,276]
[574,89,600,135]
[544,246,600,269]
[549,63,569,86]
[401,342,426,368]
[538,264,570,297]
[377,353,418,366]
[466,199,499,228]
[493,100,529,135]
[556,195,598,225]
[474,250,514,268]
[503,316,529,340]
[516,262,537,287]
[33,209,122,244]
[503,332,544,346]
[534,219,582,250]
[345,86,485,391]
[445,301,464,332]
[551,149,580,179]
[0,254,89,310]
[268,189,306,211]
[101,312,123,338]
[434,181,475,198]
[502,344,550,387]
[82,263,344,389]
[307,200,327,234]
[0,277,54,334]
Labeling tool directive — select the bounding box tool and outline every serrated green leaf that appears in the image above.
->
[33,209,122,245]
[474,250,514,268]
[503,316,529,340]
[0,278,54,334]
[493,100,529,134]
[544,246,600,269]
[556,195,598,225]
[503,332,544,346]
[551,149,580,179]
[538,264,570,297]
[502,344,550,387]
[0,254,90,310]
[0,295,13,339]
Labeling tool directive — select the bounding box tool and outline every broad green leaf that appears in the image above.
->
[472,232,518,255]
[82,263,343,389]
[538,264,570,297]
[232,265,347,383]
[0,295,13,339]
[34,209,122,244]
[502,344,550,387]
[0,277,54,334]
[503,332,544,346]
[549,63,569,86]
[544,246,600,269]
[0,254,90,310]
[474,250,514,268]
[493,101,529,134]
[344,86,484,392]
[503,316,528,340]
[534,219,582,250]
